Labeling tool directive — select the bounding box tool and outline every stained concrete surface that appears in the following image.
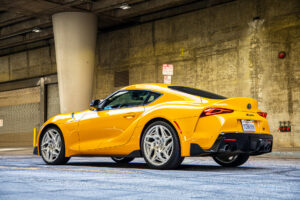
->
[0,156,299,200]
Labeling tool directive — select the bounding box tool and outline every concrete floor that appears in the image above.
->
[0,156,299,200]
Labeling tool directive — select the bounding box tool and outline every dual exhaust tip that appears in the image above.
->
[262,143,272,152]
[221,140,272,152]
[256,139,272,152]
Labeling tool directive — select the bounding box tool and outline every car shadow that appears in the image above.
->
[66,161,267,171]
[179,164,266,171]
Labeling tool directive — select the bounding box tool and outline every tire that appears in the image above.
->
[141,121,183,169]
[111,157,134,163]
[179,157,185,165]
[213,153,249,167]
[39,126,70,165]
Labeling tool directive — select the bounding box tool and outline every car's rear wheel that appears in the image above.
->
[39,126,70,165]
[141,121,183,169]
[213,153,249,167]
[111,157,134,163]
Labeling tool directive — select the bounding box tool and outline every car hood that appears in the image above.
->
[44,109,90,125]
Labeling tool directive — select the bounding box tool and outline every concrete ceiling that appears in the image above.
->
[0,0,234,56]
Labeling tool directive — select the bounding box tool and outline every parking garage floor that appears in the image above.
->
[0,155,299,200]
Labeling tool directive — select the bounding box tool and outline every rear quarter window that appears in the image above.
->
[168,86,226,99]
[145,92,161,104]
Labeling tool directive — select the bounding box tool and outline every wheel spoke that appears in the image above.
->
[144,141,153,148]
[54,132,59,142]
[41,133,50,146]
[145,135,155,141]
[159,126,165,137]
[52,150,59,157]
[148,143,155,153]
[150,150,157,161]
[165,135,172,141]
[161,150,169,159]
[46,148,51,160]
[156,152,167,162]
[165,141,173,152]
[41,148,47,153]
[155,126,160,136]
[55,136,61,148]
[48,130,55,140]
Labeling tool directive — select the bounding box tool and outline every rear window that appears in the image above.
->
[168,86,226,99]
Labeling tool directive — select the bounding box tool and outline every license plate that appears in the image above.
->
[241,120,255,132]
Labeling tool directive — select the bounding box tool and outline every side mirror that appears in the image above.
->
[90,99,100,109]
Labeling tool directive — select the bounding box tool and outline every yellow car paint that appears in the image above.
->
[35,83,271,157]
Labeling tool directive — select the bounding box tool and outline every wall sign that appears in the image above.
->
[163,64,173,84]
[0,119,3,127]
[164,75,172,84]
[162,64,173,76]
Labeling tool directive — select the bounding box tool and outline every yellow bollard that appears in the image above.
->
[33,128,37,147]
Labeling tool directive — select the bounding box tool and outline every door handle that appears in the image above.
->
[123,113,136,119]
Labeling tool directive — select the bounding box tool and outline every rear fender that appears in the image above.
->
[133,103,202,156]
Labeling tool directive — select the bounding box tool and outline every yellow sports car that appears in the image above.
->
[34,83,272,169]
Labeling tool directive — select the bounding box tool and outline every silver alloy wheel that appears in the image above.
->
[143,125,174,166]
[41,129,62,163]
[214,154,238,164]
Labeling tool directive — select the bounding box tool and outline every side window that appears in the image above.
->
[102,90,149,110]
[145,92,161,104]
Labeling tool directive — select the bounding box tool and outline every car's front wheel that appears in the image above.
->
[39,126,70,165]
[141,121,183,169]
[111,157,134,163]
[212,153,249,167]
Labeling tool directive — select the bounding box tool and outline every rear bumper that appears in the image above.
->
[190,133,273,156]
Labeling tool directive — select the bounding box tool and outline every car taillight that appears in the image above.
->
[258,112,267,118]
[200,108,233,117]
[224,138,237,141]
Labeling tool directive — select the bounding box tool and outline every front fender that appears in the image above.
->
[36,112,79,157]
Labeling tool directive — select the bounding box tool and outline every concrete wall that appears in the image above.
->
[0,45,56,82]
[95,0,300,150]
[0,0,299,150]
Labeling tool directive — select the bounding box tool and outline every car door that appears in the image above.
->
[78,90,149,154]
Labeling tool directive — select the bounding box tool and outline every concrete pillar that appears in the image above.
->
[52,12,97,113]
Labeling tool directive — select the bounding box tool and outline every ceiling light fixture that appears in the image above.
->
[32,27,42,33]
[119,3,131,10]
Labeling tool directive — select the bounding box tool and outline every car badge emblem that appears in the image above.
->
[247,103,251,109]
